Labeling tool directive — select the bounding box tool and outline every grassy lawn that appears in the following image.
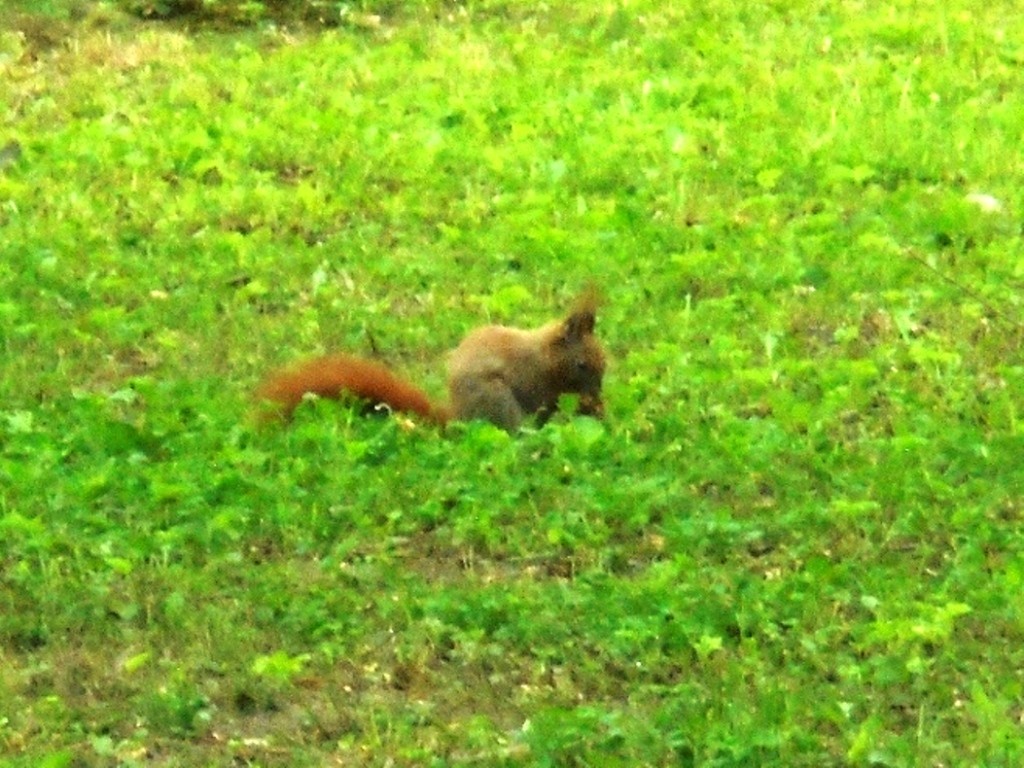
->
[2,0,1023,764]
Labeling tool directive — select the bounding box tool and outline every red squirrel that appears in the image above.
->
[256,292,606,432]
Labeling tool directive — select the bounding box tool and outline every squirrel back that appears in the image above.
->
[256,292,605,431]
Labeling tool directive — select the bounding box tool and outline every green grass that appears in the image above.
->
[2,1,1024,765]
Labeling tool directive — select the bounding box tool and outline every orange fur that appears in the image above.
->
[255,293,605,431]
[256,354,448,424]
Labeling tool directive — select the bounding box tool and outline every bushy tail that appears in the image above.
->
[255,354,447,424]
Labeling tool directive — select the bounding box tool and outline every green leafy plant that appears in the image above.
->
[2,0,1023,765]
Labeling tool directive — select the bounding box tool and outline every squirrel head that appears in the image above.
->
[550,290,606,417]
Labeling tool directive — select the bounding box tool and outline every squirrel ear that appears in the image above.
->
[563,287,600,340]
[563,309,595,340]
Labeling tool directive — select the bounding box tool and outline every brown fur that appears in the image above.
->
[256,292,605,431]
